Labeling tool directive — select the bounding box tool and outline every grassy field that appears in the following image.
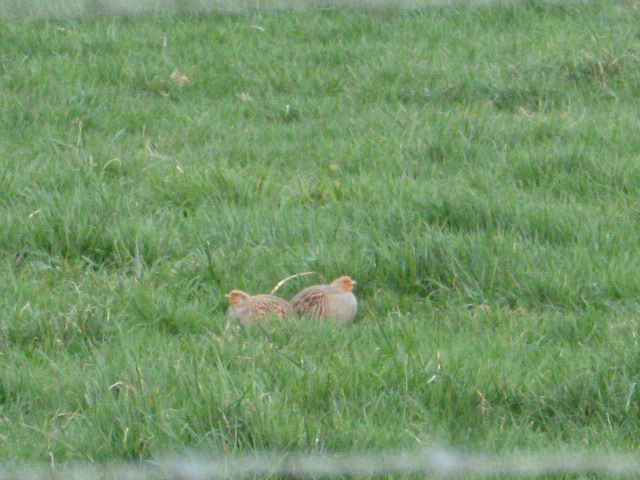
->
[1,0,640,465]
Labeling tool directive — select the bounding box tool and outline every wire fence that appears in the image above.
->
[4,448,640,480]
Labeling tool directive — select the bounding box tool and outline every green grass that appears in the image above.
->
[1,0,640,464]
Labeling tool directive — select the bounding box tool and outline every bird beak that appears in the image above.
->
[224,293,230,298]
[352,280,357,285]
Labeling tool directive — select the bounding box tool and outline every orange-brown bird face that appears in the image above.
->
[331,276,357,293]
[225,290,250,306]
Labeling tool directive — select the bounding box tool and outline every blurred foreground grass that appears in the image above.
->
[1,0,640,462]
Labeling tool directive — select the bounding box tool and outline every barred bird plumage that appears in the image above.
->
[225,290,292,326]
[290,276,357,323]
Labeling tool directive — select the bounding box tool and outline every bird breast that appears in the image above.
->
[326,292,357,323]
[226,305,244,322]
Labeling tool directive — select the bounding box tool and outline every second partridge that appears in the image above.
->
[226,290,292,326]
[290,275,357,323]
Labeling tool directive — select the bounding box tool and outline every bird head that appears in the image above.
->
[225,290,250,306]
[331,276,357,293]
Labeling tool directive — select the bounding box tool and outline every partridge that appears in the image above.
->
[225,290,292,326]
[290,276,357,323]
